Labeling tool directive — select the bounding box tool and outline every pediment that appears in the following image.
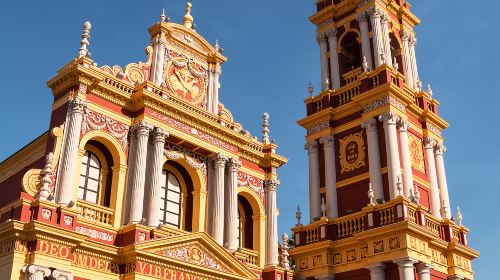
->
[134,232,257,279]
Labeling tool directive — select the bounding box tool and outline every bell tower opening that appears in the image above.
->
[339,32,361,82]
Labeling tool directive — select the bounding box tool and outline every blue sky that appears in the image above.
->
[0,0,498,277]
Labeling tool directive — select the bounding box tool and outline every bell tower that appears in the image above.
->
[290,1,479,280]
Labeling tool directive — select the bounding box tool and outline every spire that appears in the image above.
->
[307,82,314,98]
[183,0,194,29]
[78,21,91,58]
[160,9,170,22]
[262,112,270,143]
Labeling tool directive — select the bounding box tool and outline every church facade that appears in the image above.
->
[289,0,479,280]
[0,2,293,280]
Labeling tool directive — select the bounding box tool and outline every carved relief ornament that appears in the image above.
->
[338,132,366,174]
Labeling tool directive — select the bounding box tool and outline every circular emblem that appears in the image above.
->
[165,56,206,106]
[339,132,366,174]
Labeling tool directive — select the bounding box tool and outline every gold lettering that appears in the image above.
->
[169,270,177,280]
[40,240,50,254]
[59,245,70,259]
[78,254,89,267]
[138,262,148,274]
[178,272,184,280]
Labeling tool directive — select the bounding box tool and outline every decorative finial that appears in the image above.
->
[160,9,166,22]
[417,79,423,92]
[320,197,327,218]
[457,207,463,226]
[281,233,290,270]
[308,82,314,98]
[380,49,386,65]
[427,84,433,97]
[262,112,270,143]
[296,205,302,226]
[78,21,92,58]
[440,199,448,218]
[183,0,194,29]
[325,75,330,90]
[367,183,375,206]
[393,57,399,70]
[362,56,369,72]
[414,186,421,204]
[396,176,403,196]
[214,39,220,52]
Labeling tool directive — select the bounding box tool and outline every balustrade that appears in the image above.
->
[77,199,114,227]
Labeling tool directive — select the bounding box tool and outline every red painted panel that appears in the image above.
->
[337,178,370,216]
[431,268,448,280]
[335,268,370,280]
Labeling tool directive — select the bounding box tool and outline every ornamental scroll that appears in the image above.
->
[163,143,207,175]
[155,246,230,273]
[409,133,425,173]
[237,171,264,202]
[338,132,366,174]
[81,108,130,150]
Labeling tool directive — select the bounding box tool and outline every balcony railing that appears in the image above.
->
[292,196,470,248]
[235,247,260,268]
[77,199,115,228]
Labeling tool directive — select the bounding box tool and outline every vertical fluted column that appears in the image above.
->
[52,269,74,280]
[424,137,441,218]
[326,29,341,89]
[224,158,240,250]
[397,120,414,197]
[368,7,385,67]
[305,141,321,221]
[416,263,432,280]
[128,121,152,224]
[317,32,328,90]
[357,13,373,70]
[401,30,415,89]
[206,160,215,234]
[211,154,227,245]
[320,135,338,218]
[146,127,168,227]
[361,119,384,202]
[395,257,417,280]
[206,66,214,112]
[381,14,393,65]
[151,38,166,85]
[123,127,138,224]
[409,36,420,90]
[379,112,402,199]
[365,263,386,280]
[264,179,280,267]
[434,144,451,218]
[56,97,87,205]
[22,265,51,280]
[211,67,221,113]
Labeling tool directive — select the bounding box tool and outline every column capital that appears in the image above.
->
[316,32,327,44]
[380,12,390,23]
[356,12,369,22]
[368,6,385,19]
[52,269,74,280]
[212,153,228,167]
[378,112,400,125]
[226,157,241,172]
[319,135,335,147]
[264,178,280,191]
[304,140,319,153]
[325,28,337,38]
[424,137,437,149]
[434,143,446,155]
[22,264,52,278]
[132,120,153,137]
[394,257,418,267]
[68,97,88,114]
[152,127,169,143]
[361,118,378,131]
[400,29,414,42]
[416,263,433,273]
[365,262,386,272]
[409,36,418,46]
[397,119,410,132]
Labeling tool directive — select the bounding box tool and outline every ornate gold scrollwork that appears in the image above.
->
[338,132,366,174]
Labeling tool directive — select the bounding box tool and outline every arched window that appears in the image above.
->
[390,33,403,74]
[339,32,362,83]
[238,195,254,250]
[159,170,182,228]
[78,151,101,204]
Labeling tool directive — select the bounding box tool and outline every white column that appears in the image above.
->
[401,30,415,89]
[22,265,51,280]
[206,160,215,234]
[357,12,374,70]
[368,7,385,67]
[395,257,417,280]
[211,67,221,113]
[224,158,240,250]
[264,179,280,267]
[416,263,432,280]
[326,29,341,89]
[361,119,384,202]
[128,120,152,224]
[305,141,321,221]
[317,32,329,90]
[381,13,393,66]
[409,36,420,91]
[397,120,414,197]
[211,154,227,245]
[379,112,402,199]
[123,126,137,224]
[434,143,451,218]
[56,97,87,205]
[365,263,385,280]
[320,135,338,218]
[424,137,441,218]
[206,66,214,112]
[52,269,74,280]
[146,127,168,227]
[151,38,166,85]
